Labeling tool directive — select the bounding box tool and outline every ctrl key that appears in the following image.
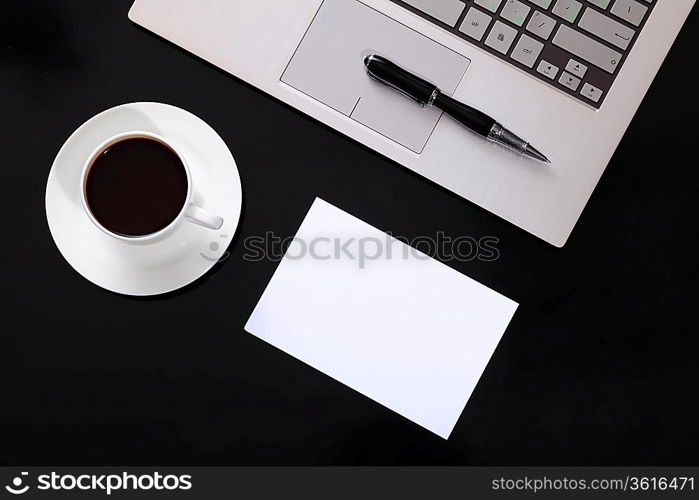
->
[581,83,604,103]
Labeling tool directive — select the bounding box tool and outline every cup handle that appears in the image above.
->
[185,204,224,230]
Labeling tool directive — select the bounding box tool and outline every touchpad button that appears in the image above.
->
[281,0,470,153]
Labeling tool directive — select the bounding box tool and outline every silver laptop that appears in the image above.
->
[129,0,694,246]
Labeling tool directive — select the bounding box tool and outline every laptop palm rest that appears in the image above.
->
[281,0,470,154]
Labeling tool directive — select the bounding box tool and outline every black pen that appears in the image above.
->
[364,54,550,163]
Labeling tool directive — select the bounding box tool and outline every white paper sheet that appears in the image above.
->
[245,198,518,438]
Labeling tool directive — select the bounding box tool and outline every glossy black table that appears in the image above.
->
[1,1,697,465]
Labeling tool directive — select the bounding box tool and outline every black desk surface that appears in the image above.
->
[1,1,697,465]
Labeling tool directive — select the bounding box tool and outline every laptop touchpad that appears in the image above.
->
[281,0,470,154]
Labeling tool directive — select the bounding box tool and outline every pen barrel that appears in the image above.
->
[433,93,495,137]
[364,54,438,106]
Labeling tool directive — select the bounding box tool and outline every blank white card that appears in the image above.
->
[245,198,518,438]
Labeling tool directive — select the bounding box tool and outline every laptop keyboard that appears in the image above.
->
[389,0,656,108]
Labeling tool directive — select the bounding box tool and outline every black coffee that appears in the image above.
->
[85,137,188,237]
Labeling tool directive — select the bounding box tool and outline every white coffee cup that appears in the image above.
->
[80,131,223,243]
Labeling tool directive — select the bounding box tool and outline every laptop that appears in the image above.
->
[129,0,694,247]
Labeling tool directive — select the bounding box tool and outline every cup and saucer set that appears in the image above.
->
[45,102,243,296]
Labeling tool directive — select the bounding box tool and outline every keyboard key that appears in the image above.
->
[400,0,466,27]
[565,58,588,77]
[610,0,648,26]
[552,0,583,23]
[387,0,656,108]
[579,7,636,50]
[475,0,504,14]
[460,8,493,41]
[526,10,557,39]
[500,0,531,26]
[552,25,622,73]
[536,59,559,79]
[558,71,581,90]
[510,34,544,67]
[528,0,553,9]
[485,20,518,53]
[580,82,604,102]
[585,0,610,9]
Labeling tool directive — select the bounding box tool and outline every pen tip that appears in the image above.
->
[524,144,551,164]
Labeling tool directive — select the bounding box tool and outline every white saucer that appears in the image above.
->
[46,102,243,296]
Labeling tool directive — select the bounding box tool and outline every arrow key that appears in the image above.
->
[536,59,559,79]
[581,82,604,103]
[565,59,588,78]
[558,71,582,91]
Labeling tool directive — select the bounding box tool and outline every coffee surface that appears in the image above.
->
[85,137,188,237]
